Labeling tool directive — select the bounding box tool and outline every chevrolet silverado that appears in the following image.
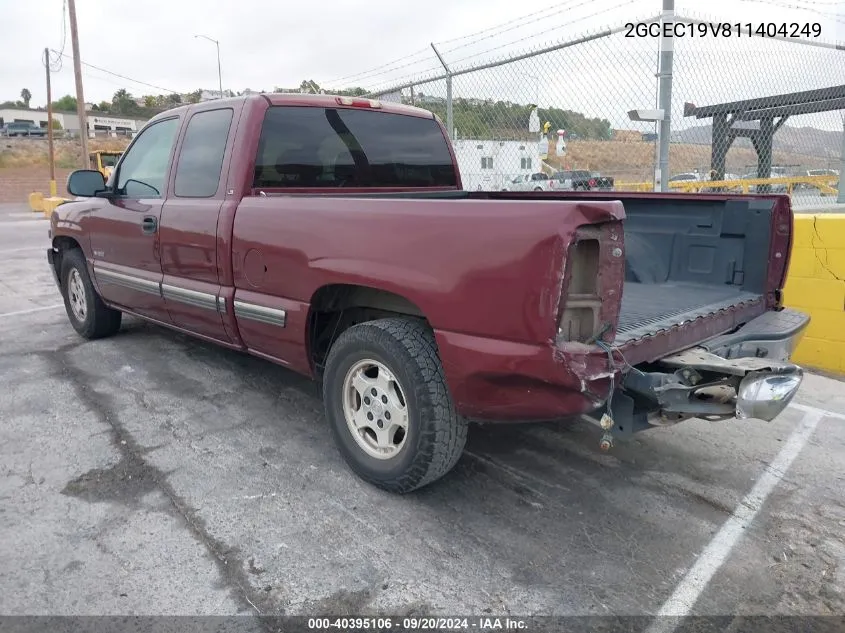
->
[49,94,809,493]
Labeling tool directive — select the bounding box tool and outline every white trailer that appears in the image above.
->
[453,139,544,191]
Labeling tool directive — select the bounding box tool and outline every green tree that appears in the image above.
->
[52,94,77,111]
[111,89,137,115]
[51,118,62,130]
[20,88,31,108]
[186,89,202,104]
[144,95,157,108]
[166,93,182,106]
[299,79,321,94]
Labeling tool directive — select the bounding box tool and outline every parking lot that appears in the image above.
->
[1,202,844,626]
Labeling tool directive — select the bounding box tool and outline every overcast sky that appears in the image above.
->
[1,0,843,130]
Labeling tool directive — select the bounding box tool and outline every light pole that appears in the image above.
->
[629,109,666,191]
[194,34,223,98]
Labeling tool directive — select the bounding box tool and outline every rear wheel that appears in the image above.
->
[322,318,467,493]
[60,249,122,339]
[533,186,543,191]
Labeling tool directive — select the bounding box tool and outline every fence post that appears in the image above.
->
[431,43,453,139]
[656,0,675,192]
[838,115,845,204]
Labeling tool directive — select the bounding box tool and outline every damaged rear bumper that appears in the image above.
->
[591,308,809,437]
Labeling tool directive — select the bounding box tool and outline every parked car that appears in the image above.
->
[47,93,808,493]
[797,169,840,192]
[741,171,788,193]
[1,122,47,137]
[502,172,552,191]
[668,172,702,183]
[552,169,613,191]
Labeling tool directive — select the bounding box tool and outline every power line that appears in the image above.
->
[436,0,588,46]
[323,46,433,86]
[47,0,67,73]
[439,0,600,55]
[362,0,640,92]
[323,0,606,89]
[444,0,640,69]
[734,0,845,24]
[53,51,180,94]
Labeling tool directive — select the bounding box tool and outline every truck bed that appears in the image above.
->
[616,282,762,344]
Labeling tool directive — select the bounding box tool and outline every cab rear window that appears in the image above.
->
[253,106,457,189]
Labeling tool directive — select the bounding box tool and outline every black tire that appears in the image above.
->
[533,187,543,191]
[322,318,467,493]
[60,248,122,339]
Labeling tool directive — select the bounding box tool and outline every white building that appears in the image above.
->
[0,107,145,136]
[453,139,546,191]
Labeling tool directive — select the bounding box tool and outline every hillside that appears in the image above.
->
[672,123,841,160]
[545,138,833,182]
[0,137,131,169]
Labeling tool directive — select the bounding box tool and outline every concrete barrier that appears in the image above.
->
[28,191,44,213]
[41,196,68,219]
[783,213,845,374]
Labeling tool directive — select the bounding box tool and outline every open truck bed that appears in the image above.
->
[616,281,762,344]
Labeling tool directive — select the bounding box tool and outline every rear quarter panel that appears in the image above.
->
[230,196,625,377]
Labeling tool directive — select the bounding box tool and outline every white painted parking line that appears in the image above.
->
[1,219,48,227]
[0,246,45,255]
[645,408,824,633]
[0,304,64,319]
[790,401,845,421]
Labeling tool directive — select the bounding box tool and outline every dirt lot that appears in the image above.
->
[1,203,844,631]
[0,137,130,202]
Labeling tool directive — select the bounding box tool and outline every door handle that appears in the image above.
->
[141,215,158,235]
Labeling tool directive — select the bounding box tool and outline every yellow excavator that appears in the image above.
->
[89,151,123,179]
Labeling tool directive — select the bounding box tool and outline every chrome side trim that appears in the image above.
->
[96,267,161,296]
[234,300,287,327]
[161,284,219,311]
[216,296,227,314]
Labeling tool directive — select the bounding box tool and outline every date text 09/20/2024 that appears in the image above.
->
[307,617,528,631]
[625,21,822,38]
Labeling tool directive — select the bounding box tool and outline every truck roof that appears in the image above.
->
[146,93,437,126]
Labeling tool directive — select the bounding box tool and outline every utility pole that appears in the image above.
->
[655,0,675,192]
[67,0,89,167]
[44,48,57,197]
[430,43,453,140]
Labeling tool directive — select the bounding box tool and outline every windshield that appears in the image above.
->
[100,154,120,168]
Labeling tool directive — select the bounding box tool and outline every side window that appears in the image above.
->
[117,118,179,198]
[481,157,493,170]
[174,108,234,198]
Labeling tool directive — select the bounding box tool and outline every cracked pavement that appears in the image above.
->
[1,203,844,622]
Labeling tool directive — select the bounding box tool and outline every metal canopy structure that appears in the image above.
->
[684,85,845,191]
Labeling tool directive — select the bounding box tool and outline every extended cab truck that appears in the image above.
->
[49,94,809,493]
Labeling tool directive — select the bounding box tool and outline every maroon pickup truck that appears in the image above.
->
[49,93,808,493]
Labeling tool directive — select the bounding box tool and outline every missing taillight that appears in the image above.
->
[558,237,602,343]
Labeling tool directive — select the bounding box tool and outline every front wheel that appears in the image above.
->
[322,318,467,493]
[60,249,122,339]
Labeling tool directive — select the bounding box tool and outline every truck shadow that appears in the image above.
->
[101,318,766,614]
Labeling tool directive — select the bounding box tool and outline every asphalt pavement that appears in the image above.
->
[1,203,844,628]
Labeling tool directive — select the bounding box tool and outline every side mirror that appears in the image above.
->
[67,169,106,197]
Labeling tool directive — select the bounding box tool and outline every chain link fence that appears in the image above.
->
[343,11,844,208]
